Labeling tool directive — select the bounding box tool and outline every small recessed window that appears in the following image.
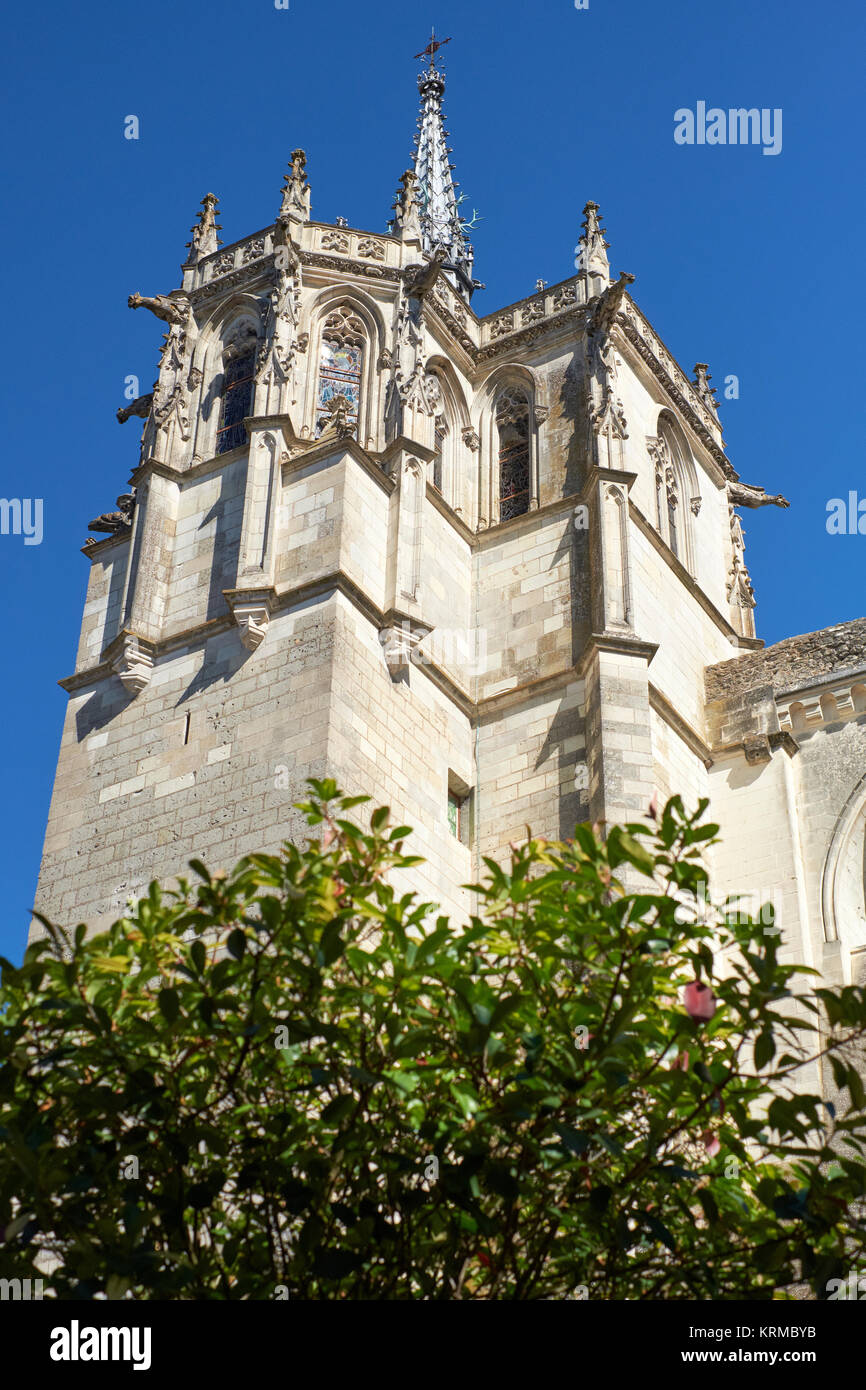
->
[447,775,471,846]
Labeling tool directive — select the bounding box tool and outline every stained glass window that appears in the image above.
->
[448,790,461,838]
[497,389,531,520]
[316,307,365,437]
[216,351,256,455]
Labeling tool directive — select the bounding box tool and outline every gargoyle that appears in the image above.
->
[403,247,448,301]
[117,392,153,424]
[727,481,790,510]
[127,292,192,325]
[589,271,635,337]
[88,494,136,535]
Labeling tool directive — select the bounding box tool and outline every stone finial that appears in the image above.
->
[184,193,221,263]
[578,201,611,290]
[693,362,720,420]
[392,169,423,243]
[280,149,311,221]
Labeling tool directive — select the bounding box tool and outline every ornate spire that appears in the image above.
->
[407,33,476,301]
[184,193,221,264]
[577,201,610,295]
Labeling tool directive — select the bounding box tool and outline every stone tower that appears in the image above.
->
[31,43,866,1058]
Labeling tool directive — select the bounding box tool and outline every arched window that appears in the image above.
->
[497,388,531,521]
[433,415,447,492]
[652,421,691,563]
[316,306,365,437]
[216,324,258,455]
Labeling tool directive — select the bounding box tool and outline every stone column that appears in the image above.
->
[223,423,283,649]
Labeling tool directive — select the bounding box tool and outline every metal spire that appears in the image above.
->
[408,32,476,301]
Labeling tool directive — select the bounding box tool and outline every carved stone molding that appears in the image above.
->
[476,305,583,363]
[489,313,514,340]
[191,261,273,307]
[321,229,350,253]
[378,615,432,681]
[690,495,702,516]
[301,250,401,282]
[620,308,734,479]
[461,426,480,451]
[224,588,277,651]
[553,284,577,311]
[110,634,154,695]
[357,237,386,261]
[534,405,550,427]
[778,682,866,733]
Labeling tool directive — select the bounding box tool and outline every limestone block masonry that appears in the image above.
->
[32,57,866,1107]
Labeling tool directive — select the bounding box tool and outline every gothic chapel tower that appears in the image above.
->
[32,44,866,1055]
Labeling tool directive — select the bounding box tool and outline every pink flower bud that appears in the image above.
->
[701,1131,721,1158]
[683,980,716,1022]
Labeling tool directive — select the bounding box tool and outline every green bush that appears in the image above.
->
[2,784,865,1299]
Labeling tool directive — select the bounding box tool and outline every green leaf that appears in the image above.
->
[157,988,180,1023]
[607,828,655,876]
[644,1214,677,1252]
[313,1248,365,1278]
[321,1095,356,1125]
[847,1067,866,1110]
[698,1190,719,1225]
[754,1030,776,1070]
[554,1125,590,1157]
[227,929,246,960]
[319,919,345,966]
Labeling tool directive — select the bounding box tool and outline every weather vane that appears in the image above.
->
[414,28,452,69]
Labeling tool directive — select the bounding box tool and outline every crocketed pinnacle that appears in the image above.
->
[409,61,476,300]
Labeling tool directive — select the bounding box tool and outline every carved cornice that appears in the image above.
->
[301,251,401,282]
[191,260,273,307]
[619,301,734,480]
[577,633,660,675]
[475,306,585,363]
[776,668,866,734]
[425,294,477,356]
[80,530,130,560]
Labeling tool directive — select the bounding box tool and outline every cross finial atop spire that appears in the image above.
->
[404,36,477,301]
[414,28,451,69]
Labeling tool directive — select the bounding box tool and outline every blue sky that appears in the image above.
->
[1,0,863,960]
